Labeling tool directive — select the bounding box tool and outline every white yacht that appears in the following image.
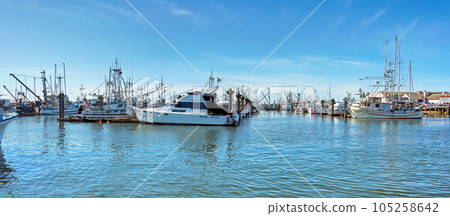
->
[134,91,238,126]
[0,112,18,144]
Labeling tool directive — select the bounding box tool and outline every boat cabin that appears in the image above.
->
[172,91,229,115]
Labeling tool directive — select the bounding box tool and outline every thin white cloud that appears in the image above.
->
[155,0,194,17]
[40,7,88,20]
[299,56,370,67]
[329,15,347,33]
[153,0,210,25]
[91,2,134,18]
[205,53,260,65]
[37,2,135,24]
[342,0,352,8]
[351,9,388,39]
[399,18,419,38]
[360,9,388,27]
[171,8,194,17]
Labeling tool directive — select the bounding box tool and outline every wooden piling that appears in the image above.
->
[344,101,348,118]
[330,98,335,116]
[58,93,64,119]
[320,100,325,116]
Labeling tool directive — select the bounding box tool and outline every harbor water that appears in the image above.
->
[0,113,448,198]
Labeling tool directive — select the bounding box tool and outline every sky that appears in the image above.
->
[0,0,449,102]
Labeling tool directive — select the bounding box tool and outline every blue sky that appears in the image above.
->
[0,0,449,101]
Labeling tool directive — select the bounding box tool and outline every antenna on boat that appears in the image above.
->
[54,64,57,95]
[80,84,85,99]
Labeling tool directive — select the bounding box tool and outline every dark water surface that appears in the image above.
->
[0,113,448,197]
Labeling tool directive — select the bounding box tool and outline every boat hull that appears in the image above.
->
[134,107,235,126]
[326,108,346,116]
[0,114,18,144]
[41,107,79,115]
[349,106,423,119]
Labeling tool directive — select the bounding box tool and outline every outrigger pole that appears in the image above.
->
[9,73,45,104]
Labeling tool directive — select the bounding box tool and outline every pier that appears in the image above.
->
[423,104,450,115]
[59,114,139,123]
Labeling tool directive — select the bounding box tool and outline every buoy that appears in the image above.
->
[107,120,110,123]
[99,120,103,123]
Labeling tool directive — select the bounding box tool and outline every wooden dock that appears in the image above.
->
[58,114,139,123]
[423,104,450,116]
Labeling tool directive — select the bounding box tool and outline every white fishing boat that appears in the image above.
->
[0,112,18,144]
[77,58,136,119]
[81,101,135,118]
[349,102,422,119]
[349,37,423,119]
[41,106,80,115]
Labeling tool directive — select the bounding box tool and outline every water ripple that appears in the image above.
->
[0,114,448,197]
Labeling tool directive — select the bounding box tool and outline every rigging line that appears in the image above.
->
[250,0,327,74]
[251,125,324,198]
[125,0,200,74]
[127,126,200,198]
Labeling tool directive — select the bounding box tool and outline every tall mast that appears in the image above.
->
[384,40,387,75]
[328,83,331,101]
[408,59,411,100]
[54,64,57,95]
[393,36,397,101]
[385,40,388,93]
[398,39,401,101]
[58,73,62,94]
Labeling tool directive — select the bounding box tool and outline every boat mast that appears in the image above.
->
[328,83,331,101]
[392,36,397,102]
[58,70,62,95]
[54,64,57,96]
[384,40,387,76]
[398,40,401,101]
[385,40,389,94]
[408,59,411,100]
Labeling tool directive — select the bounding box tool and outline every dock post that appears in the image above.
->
[236,93,241,120]
[59,93,65,119]
[344,100,348,118]
[330,98,335,116]
[320,100,325,116]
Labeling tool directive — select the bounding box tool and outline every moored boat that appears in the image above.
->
[134,91,238,126]
[41,106,80,115]
[134,73,238,126]
[349,102,422,119]
[350,36,423,119]
[0,112,18,144]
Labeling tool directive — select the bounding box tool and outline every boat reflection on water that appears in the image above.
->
[0,146,16,197]
[0,147,12,172]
